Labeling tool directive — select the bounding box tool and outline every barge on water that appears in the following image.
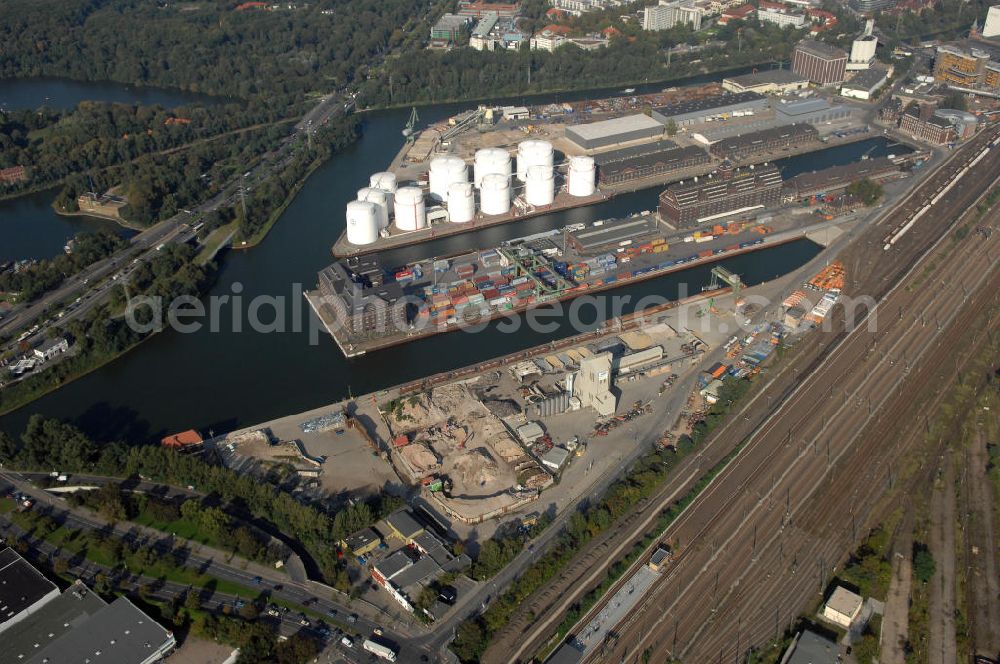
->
[308,212,782,358]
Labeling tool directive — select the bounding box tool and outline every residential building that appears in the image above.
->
[643,0,702,31]
[0,166,27,185]
[657,161,783,227]
[530,24,571,51]
[822,585,863,628]
[806,7,838,35]
[708,0,750,13]
[469,14,528,50]
[757,1,807,29]
[32,336,69,361]
[792,38,848,85]
[718,2,755,24]
[0,548,60,635]
[430,13,470,45]
[848,0,898,11]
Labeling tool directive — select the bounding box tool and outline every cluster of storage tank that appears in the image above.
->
[345,139,596,245]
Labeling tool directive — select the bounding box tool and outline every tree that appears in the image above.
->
[846,178,883,206]
[0,431,17,463]
[913,544,936,583]
[665,119,678,136]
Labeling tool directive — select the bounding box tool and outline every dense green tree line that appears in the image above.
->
[0,100,289,197]
[0,0,427,102]
[0,230,126,302]
[875,0,993,45]
[0,414,401,587]
[358,20,805,107]
[0,244,215,413]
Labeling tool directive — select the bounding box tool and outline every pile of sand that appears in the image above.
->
[454,447,499,486]
[400,443,440,474]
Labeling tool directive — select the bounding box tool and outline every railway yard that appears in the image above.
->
[473,122,1000,664]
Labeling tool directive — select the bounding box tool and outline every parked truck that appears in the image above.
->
[363,638,397,662]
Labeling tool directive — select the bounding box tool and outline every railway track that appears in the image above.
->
[484,126,1000,664]
[595,135,1000,662]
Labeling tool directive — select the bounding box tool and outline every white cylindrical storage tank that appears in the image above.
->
[567,156,596,197]
[525,164,555,207]
[428,155,468,202]
[480,173,511,215]
[447,182,475,223]
[516,140,554,181]
[369,172,397,215]
[473,148,512,188]
[370,171,398,193]
[394,187,427,231]
[345,200,379,245]
[357,187,390,230]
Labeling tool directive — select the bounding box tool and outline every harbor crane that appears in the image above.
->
[705,266,743,312]
[402,107,419,142]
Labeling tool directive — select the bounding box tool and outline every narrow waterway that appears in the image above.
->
[0,77,225,110]
[0,75,902,440]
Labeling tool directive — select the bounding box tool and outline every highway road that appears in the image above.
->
[0,89,351,360]
[573,130,1000,662]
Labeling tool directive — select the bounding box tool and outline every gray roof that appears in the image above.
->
[343,527,382,552]
[842,67,888,92]
[652,91,766,120]
[3,582,106,663]
[0,548,58,629]
[795,38,848,60]
[710,123,818,154]
[592,138,678,164]
[375,550,415,580]
[386,510,424,539]
[34,337,67,353]
[785,629,839,664]
[9,592,175,664]
[724,68,809,87]
[566,114,664,141]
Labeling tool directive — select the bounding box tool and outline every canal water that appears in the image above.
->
[0,77,225,111]
[0,77,901,440]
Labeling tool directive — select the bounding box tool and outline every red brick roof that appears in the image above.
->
[161,429,204,448]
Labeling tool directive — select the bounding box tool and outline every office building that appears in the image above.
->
[317,258,407,338]
[792,39,848,85]
[932,43,1000,89]
[658,161,783,227]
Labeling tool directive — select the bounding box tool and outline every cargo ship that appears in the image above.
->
[308,212,788,357]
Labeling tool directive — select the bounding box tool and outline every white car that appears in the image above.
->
[341,636,353,648]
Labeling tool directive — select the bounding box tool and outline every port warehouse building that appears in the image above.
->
[709,123,820,161]
[318,257,407,337]
[594,141,711,184]
[722,68,810,95]
[783,156,901,199]
[563,92,769,150]
[658,161,784,227]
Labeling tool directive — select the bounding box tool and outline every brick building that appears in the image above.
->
[657,161,783,227]
[792,39,848,85]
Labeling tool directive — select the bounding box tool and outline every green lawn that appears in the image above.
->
[0,498,16,515]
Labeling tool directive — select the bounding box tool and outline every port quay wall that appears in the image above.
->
[391,287,726,399]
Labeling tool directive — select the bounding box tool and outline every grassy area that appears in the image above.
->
[0,498,16,515]
[196,221,238,264]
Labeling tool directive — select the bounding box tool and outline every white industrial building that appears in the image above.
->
[574,352,616,417]
[847,20,878,71]
[839,66,890,101]
[822,586,863,628]
[984,5,1000,38]
[643,0,703,31]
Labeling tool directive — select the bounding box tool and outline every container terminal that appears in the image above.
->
[310,151,927,357]
[332,82,897,258]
